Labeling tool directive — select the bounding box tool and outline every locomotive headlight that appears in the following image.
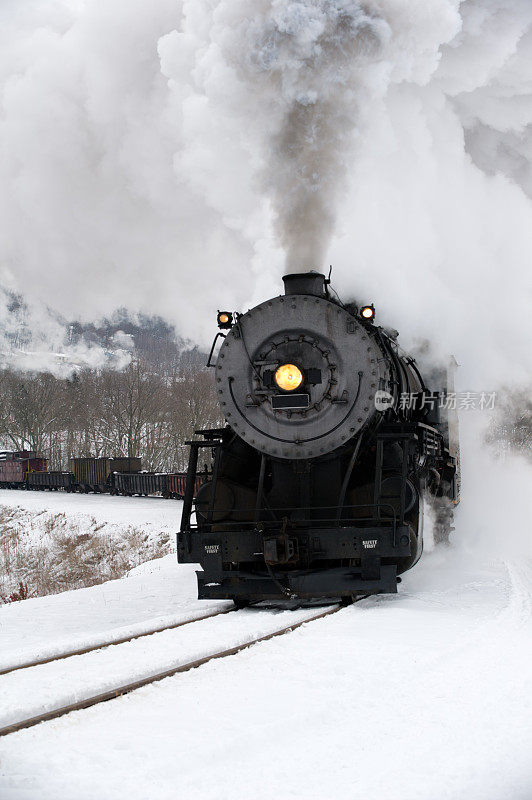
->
[361,304,375,321]
[217,311,233,329]
[274,364,303,392]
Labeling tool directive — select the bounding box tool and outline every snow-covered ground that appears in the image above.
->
[0,602,334,731]
[0,488,182,527]
[1,491,531,799]
[0,554,226,670]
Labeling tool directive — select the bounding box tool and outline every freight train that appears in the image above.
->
[0,452,205,499]
[178,271,460,604]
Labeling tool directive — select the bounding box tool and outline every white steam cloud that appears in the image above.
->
[0,1,531,392]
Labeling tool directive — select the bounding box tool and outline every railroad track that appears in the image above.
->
[0,605,234,676]
[0,603,344,738]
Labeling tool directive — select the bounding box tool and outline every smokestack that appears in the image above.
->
[282,272,326,297]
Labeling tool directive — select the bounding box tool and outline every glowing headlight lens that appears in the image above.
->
[274,364,303,392]
[217,311,233,329]
[361,305,375,320]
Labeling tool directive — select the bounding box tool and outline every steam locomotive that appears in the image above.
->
[178,272,459,604]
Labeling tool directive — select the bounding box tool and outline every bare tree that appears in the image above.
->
[0,355,225,472]
[0,371,62,454]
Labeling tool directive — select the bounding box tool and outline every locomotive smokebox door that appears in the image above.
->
[215,273,390,460]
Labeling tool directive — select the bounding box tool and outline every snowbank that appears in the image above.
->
[0,490,182,599]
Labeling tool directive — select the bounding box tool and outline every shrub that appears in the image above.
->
[0,505,173,600]
[0,581,32,604]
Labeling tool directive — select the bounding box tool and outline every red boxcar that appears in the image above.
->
[0,451,47,486]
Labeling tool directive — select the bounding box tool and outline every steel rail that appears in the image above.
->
[0,606,235,677]
[0,604,342,738]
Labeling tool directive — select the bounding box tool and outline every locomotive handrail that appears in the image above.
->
[188,501,399,532]
[206,332,226,367]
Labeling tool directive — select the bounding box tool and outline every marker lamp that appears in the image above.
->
[217,311,233,329]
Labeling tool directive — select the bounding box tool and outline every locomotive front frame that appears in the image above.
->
[178,422,445,601]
